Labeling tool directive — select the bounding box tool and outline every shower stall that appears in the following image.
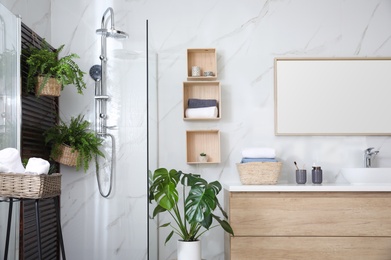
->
[0,3,158,259]
[0,2,21,259]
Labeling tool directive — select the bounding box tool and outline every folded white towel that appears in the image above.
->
[25,158,50,175]
[242,147,276,159]
[185,106,218,119]
[0,162,10,172]
[0,148,25,173]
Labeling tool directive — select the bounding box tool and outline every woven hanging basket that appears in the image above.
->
[36,76,61,97]
[53,144,79,167]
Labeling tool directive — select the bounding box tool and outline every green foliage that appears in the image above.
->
[26,42,86,95]
[44,115,104,172]
[149,168,234,244]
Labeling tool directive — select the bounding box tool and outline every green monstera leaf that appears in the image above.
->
[184,178,220,226]
[149,168,180,211]
[149,168,234,243]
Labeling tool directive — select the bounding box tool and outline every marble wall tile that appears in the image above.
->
[3,0,391,259]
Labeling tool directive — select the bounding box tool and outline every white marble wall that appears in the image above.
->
[2,0,391,259]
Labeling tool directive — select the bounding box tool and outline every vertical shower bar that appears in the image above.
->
[99,34,107,136]
[93,7,128,198]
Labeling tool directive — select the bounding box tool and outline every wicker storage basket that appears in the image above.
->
[0,172,61,199]
[53,144,79,167]
[236,162,282,185]
[36,76,61,96]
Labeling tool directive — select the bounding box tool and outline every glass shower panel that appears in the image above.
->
[147,19,158,260]
[0,3,21,148]
[0,3,21,260]
[148,50,158,260]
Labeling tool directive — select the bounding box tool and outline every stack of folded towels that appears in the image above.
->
[0,147,50,174]
[185,98,218,119]
[240,147,277,163]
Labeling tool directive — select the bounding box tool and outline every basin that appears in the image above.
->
[336,168,391,184]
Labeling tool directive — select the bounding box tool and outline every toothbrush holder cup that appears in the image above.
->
[296,169,307,184]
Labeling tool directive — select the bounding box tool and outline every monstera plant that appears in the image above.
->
[148,168,234,244]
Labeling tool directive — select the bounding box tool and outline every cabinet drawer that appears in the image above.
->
[229,237,391,260]
[229,192,391,236]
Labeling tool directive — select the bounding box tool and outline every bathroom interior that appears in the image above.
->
[1,0,391,259]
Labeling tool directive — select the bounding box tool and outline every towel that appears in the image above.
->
[25,158,50,175]
[185,106,218,119]
[188,99,218,108]
[0,148,25,173]
[0,163,10,172]
[241,147,276,159]
[241,158,278,163]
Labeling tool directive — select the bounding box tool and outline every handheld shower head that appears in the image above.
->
[89,65,102,81]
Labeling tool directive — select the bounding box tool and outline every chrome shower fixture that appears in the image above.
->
[93,7,128,198]
[96,7,128,39]
[89,64,102,82]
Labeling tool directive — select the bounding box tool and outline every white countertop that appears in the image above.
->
[224,182,391,192]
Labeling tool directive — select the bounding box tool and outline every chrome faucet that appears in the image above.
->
[364,147,379,168]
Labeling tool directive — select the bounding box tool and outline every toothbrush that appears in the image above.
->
[294,161,299,170]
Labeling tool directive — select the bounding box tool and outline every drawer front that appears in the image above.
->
[229,192,391,236]
[230,237,391,260]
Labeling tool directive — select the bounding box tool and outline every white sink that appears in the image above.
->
[336,168,391,184]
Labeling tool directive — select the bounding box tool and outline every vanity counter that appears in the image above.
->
[224,183,391,260]
[224,182,391,192]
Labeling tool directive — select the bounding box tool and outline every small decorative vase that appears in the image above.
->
[199,155,208,163]
[177,240,201,260]
[191,66,201,77]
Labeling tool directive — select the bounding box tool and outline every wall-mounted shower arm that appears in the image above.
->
[96,7,128,39]
[101,7,115,30]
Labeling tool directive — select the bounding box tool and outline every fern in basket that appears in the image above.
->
[44,115,104,172]
[26,43,86,95]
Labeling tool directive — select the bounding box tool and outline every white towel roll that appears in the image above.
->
[0,148,25,173]
[25,158,50,175]
[242,147,276,159]
[185,106,218,119]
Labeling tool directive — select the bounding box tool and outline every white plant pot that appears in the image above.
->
[177,240,201,260]
[199,155,208,163]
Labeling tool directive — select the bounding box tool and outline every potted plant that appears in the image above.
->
[25,42,86,96]
[199,152,208,163]
[44,114,104,172]
[149,168,234,260]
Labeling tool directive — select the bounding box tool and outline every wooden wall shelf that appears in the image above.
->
[183,81,221,120]
[186,130,220,164]
[187,48,217,81]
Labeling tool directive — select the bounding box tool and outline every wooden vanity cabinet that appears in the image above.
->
[224,191,391,260]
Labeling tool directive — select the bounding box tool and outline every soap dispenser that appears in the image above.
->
[312,165,323,184]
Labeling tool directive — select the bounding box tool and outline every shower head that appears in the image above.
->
[96,28,128,39]
[89,65,102,81]
[96,7,128,39]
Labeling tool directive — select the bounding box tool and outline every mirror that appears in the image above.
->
[274,57,391,135]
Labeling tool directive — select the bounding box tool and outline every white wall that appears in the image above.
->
[3,0,391,259]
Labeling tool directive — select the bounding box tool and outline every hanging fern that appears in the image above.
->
[44,115,104,172]
[26,42,87,95]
